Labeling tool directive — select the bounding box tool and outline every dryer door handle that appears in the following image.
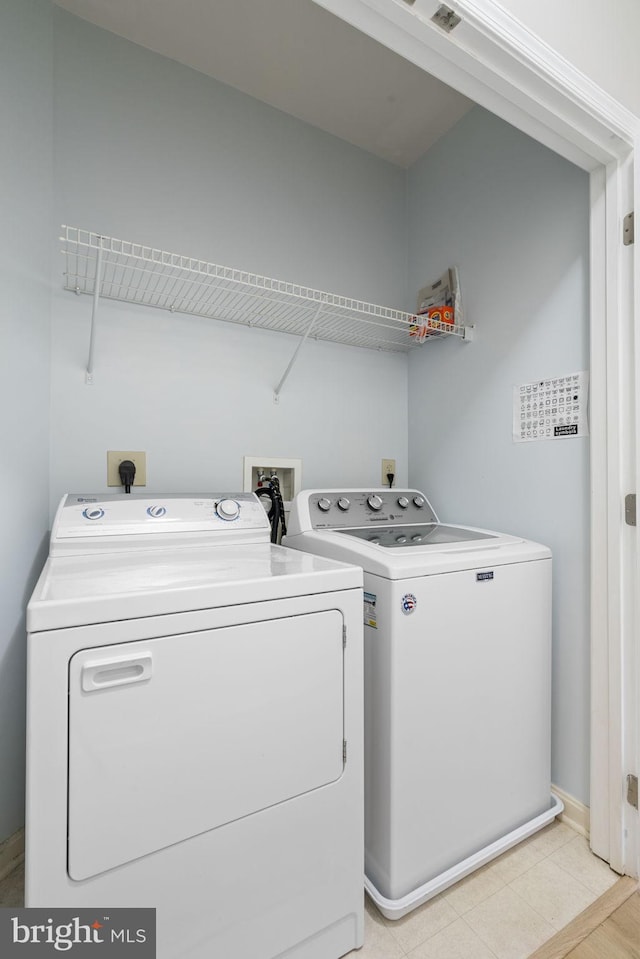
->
[81,654,153,692]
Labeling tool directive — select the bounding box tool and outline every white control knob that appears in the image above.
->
[318,498,332,512]
[337,497,350,511]
[396,534,407,544]
[397,496,409,509]
[413,495,426,508]
[216,498,240,521]
[367,494,383,511]
[82,507,104,521]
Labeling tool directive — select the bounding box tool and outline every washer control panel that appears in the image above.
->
[305,489,438,529]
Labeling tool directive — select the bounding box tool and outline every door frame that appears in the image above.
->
[313,0,640,875]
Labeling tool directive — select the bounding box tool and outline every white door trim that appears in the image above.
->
[594,152,635,874]
[313,0,639,875]
[627,142,640,879]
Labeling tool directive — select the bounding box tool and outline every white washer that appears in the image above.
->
[284,488,562,920]
[26,493,364,959]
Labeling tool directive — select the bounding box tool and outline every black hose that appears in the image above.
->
[254,486,278,542]
[254,479,286,543]
[270,476,287,539]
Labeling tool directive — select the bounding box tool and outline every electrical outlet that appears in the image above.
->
[107,451,147,488]
[381,459,396,486]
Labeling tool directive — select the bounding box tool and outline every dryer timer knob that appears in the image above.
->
[216,498,240,521]
[367,494,384,511]
[82,507,104,521]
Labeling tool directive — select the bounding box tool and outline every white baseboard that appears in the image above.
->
[551,785,590,839]
[0,828,24,883]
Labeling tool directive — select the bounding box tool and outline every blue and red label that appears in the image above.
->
[401,593,417,614]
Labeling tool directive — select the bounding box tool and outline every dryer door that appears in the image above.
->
[67,610,344,880]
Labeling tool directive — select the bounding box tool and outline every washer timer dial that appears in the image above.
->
[367,494,384,511]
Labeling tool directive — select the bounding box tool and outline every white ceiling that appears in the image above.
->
[53,0,473,167]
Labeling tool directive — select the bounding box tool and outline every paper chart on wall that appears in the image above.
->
[513,371,589,443]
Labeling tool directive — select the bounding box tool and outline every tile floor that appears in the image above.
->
[0,821,620,959]
[345,822,620,959]
[0,860,24,908]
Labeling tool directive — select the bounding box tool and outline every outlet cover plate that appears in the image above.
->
[381,458,396,485]
[107,451,147,487]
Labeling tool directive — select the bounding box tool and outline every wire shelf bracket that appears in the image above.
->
[60,226,473,391]
[273,299,326,403]
[84,237,104,385]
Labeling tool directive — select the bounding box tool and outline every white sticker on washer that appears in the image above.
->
[364,592,377,629]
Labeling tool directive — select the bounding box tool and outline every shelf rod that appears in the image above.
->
[273,299,325,402]
[85,238,103,385]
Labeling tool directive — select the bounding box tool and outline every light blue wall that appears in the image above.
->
[49,9,409,509]
[406,107,590,802]
[0,7,594,845]
[0,0,52,839]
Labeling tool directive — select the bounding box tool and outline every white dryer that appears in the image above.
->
[26,493,364,959]
[284,488,562,920]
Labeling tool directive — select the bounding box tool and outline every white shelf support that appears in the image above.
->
[273,299,325,402]
[85,237,103,385]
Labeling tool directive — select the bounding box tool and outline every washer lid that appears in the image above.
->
[283,526,550,578]
[27,543,361,632]
[284,489,551,577]
[336,523,498,548]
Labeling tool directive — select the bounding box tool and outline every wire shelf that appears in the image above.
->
[61,226,467,356]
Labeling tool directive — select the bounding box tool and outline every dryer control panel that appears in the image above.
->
[291,489,439,531]
[50,493,271,555]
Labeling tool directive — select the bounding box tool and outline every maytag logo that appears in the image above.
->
[476,571,494,582]
[1,909,155,956]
